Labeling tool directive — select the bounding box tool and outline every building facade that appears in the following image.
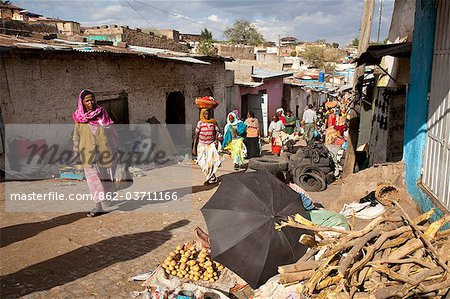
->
[403,0,449,215]
[0,46,230,131]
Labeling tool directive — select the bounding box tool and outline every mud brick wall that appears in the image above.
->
[122,28,188,53]
[0,51,229,129]
[217,44,255,60]
[1,20,58,36]
[83,27,189,53]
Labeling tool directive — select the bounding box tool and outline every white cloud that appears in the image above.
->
[91,4,125,21]
[294,12,333,25]
[207,14,221,22]
[173,13,186,19]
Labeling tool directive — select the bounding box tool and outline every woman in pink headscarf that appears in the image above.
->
[72,89,116,217]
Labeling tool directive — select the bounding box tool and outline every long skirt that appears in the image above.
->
[224,138,245,165]
[245,137,260,158]
[197,142,222,181]
[271,138,282,155]
[84,166,115,204]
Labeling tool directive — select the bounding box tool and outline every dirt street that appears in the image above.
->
[0,151,421,298]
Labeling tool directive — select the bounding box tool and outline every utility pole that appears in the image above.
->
[342,0,375,177]
[377,0,383,43]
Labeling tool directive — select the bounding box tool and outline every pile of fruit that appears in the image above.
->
[162,243,224,283]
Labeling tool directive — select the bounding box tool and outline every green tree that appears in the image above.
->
[302,46,325,68]
[197,28,217,56]
[332,42,339,48]
[350,37,359,47]
[224,20,264,46]
[200,28,213,42]
[315,39,326,43]
[197,40,217,56]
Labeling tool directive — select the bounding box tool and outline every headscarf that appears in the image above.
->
[199,108,217,124]
[72,89,114,126]
[224,112,242,134]
[276,108,285,116]
[231,109,240,120]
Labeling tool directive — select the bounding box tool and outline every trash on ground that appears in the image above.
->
[340,201,386,220]
[129,271,155,281]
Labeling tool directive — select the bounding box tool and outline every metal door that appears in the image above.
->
[422,0,450,209]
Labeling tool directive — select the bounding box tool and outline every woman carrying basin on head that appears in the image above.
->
[193,108,222,185]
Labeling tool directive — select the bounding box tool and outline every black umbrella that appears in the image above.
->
[201,170,311,289]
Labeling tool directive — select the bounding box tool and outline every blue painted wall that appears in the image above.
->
[403,0,444,218]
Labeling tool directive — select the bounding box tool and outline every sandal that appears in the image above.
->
[87,205,106,217]
[209,176,218,184]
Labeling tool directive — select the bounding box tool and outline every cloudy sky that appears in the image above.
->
[14,0,394,46]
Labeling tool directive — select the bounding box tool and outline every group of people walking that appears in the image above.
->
[193,109,262,184]
[72,87,324,215]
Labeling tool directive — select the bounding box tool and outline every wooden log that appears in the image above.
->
[389,238,423,259]
[400,249,424,275]
[371,257,434,269]
[373,285,405,299]
[316,275,341,290]
[436,228,450,240]
[278,221,350,234]
[348,226,411,277]
[338,229,382,277]
[343,215,402,240]
[279,269,315,284]
[305,255,336,295]
[414,208,435,225]
[392,200,450,272]
[357,266,371,286]
[371,264,417,284]
[380,231,413,250]
[424,214,450,240]
[417,273,450,294]
[380,248,391,284]
[323,221,399,260]
[299,248,319,262]
[370,251,383,285]
[278,260,321,274]
[299,234,319,248]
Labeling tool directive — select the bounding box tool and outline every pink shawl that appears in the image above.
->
[72,89,114,126]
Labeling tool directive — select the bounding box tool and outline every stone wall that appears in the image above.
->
[83,26,189,52]
[217,44,255,60]
[0,51,229,129]
[1,20,57,36]
[122,28,188,52]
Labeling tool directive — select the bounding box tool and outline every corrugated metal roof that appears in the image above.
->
[16,42,72,51]
[0,35,214,65]
[162,56,210,65]
[52,39,89,46]
[252,68,294,79]
[128,45,209,64]
[235,81,264,88]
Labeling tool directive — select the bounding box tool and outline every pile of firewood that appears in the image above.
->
[276,201,450,298]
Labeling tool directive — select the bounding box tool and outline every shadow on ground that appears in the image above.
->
[0,213,86,248]
[0,220,190,298]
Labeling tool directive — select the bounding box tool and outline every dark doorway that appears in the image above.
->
[166,91,186,145]
[166,91,186,124]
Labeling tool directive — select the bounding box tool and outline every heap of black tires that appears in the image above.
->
[248,142,335,192]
